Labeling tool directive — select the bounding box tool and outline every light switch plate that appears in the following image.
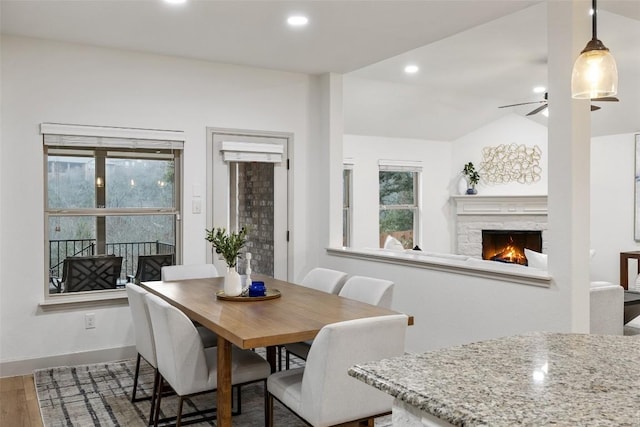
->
[192,199,202,214]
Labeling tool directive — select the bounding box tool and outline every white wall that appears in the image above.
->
[344,134,452,252]
[0,36,319,369]
[451,114,549,196]
[591,133,640,283]
[324,254,570,353]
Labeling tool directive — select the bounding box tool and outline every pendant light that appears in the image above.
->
[571,0,618,99]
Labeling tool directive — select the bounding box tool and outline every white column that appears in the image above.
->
[547,0,592,333]
[317,73,344,250]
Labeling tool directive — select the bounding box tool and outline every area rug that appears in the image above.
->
[34,354,392,426]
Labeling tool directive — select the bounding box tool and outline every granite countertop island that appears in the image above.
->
[349,332,640,426]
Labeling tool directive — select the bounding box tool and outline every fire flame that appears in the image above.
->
[489,237,527,265]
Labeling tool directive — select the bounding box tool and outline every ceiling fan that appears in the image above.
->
[498,93,619,116]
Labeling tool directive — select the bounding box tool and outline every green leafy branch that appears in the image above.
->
[205,226,248,268]
[462,162,481,186]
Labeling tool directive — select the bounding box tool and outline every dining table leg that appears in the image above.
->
[266,346,277,373]
[217,336,232,427]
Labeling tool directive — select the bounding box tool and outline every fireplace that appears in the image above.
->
[482,230,542,266]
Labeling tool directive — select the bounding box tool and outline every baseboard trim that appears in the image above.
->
[0,345,137,378]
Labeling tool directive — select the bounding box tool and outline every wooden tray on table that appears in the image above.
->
[216,289,281,301]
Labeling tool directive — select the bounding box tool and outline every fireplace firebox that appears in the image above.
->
[482,230,542,266]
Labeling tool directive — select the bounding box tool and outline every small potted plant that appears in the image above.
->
[462,162,480,195]
[205,226,248,296]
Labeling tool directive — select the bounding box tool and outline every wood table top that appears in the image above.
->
[140,274,407,349]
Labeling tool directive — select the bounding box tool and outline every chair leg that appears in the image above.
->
[131,353,141,402]
[285,349,290,370]
[277,345,282,371]
[176,396,184,427]
[236,385,242,414]
[153,377,164,427]
[148,368,160,425]
[266,389,274,427]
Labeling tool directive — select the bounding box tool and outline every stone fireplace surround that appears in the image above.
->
[452,195,548,258]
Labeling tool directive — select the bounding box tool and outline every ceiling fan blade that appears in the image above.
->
[526,104,548,116]
[498,100,546,109]
[591,96,619,102]
[591,105,602,111]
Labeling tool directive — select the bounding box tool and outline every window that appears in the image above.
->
[342,162,353,247]
[378,160,421,249]
[43,124,183,297]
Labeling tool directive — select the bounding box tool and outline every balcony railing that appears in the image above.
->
[49,239,175,281]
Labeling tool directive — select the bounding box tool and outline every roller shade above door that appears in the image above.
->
[220,140,284,163]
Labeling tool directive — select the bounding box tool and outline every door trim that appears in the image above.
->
[206,127,292,281]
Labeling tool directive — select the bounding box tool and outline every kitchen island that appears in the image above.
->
[349,332,640,426]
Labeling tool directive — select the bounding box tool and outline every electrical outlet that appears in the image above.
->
[85,313,96,329]
[192,198,202,214]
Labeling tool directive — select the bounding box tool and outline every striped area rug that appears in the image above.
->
[33,356,307,427]
[34,354,392,426]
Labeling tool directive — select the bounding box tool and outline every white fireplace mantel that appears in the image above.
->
[451,195,547,216]
[452,195,549,258]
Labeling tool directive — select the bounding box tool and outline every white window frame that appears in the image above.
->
[41,123,184,303]
[343,160,354,247]
[378,160,422,249]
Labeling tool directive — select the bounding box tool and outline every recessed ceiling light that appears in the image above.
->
[533,86,546,93]
[404,65,419,74]
[164,0,187,4]
[287,15,309,27]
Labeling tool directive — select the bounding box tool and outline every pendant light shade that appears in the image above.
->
[571,0,618,99]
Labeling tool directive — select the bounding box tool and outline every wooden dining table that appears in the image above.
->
[140,274,411,427]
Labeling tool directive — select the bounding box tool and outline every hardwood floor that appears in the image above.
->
[0,375,43,427]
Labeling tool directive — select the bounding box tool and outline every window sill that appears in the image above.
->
[40,289,129,311]
[326,247,552,288]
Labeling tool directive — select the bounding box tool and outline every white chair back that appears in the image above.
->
[300,268,348,294]
[590,281,624,335]
[161,264,219,281]
[145,293,210,396]
[300,314,407,426]
[125,284,156,367]
[338,276,394,308]
[383,235,404,251]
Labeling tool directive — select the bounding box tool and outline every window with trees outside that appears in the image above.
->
[343,164,353,247]
[43,124,183,297]
[379,160,421,249]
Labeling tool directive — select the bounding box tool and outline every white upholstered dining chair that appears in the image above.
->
[160,263,221,344]
[160,263,219,281]
[283,267,349,369]
[285,275,395,366]
[267,314,408,427]
[125,284,217,425]
[299,267,348,294]
[145,292,271,426]
[338,275,395,309]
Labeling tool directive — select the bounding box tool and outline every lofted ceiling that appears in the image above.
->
[1,0,638,140]
[346,1,640,140]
